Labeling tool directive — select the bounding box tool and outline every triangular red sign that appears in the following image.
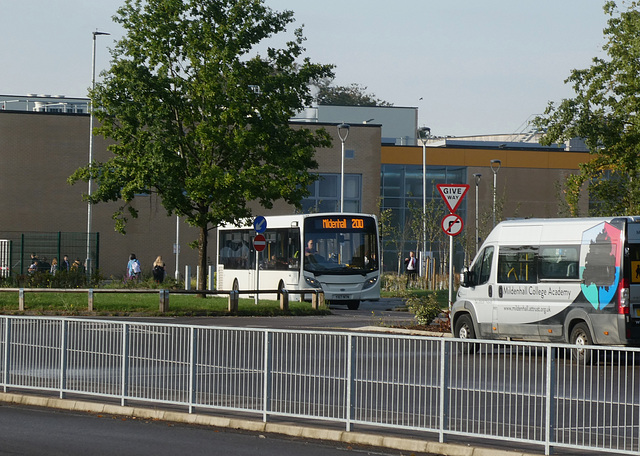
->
[436,184,470,213]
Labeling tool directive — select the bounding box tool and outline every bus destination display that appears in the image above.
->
[321,217,365,229]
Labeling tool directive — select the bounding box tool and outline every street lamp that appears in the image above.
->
[490,159,501,227]
[337,123,350,212]
[473,173,481,254]
[418,126,431,277]
[87,30,110,276]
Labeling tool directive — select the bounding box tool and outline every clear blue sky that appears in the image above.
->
[2,0,609,137]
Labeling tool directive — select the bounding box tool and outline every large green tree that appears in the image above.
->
[70,0,334,289]
[535,1,640,216]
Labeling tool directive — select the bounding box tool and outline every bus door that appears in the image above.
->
[626,222,640,323]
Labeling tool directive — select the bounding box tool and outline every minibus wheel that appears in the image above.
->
[454,314,479,353]
[570,322,592,363]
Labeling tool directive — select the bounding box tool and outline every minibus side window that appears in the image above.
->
[498,246,537,283]
[473,246,494,286]
[539,245,580,280]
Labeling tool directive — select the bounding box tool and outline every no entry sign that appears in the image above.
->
[253,234,266,251]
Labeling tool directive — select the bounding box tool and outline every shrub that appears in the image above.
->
[405,292,441,326]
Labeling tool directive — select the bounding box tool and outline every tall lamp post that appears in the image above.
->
[473,173,481,254]
[337,123,350,212]
[490,159,501,227]
[418,127,431,277]
[87,30,110,276]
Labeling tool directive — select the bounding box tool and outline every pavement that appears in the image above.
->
[0,391,542,456]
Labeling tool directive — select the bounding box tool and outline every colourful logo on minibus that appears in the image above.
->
[580,222,621,310]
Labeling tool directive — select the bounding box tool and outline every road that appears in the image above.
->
[0,402,436,456]
[103,298,419,331]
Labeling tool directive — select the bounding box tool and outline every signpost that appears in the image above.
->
[436,184,469,308]
[253,218,267,304]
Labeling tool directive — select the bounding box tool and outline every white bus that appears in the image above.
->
[216,213,380,309]
[451,217,640,357]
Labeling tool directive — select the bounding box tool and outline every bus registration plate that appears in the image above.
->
[334,294,352,300]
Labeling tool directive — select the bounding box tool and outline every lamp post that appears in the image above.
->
[87,30,110,276]
[473,173,481,254]
[490,159,501,227]
[418,127,431,277]
[337,123,350,212]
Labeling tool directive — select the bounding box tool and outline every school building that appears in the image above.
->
[0,95,589,277]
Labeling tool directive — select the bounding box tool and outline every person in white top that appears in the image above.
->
[404,251,418,286]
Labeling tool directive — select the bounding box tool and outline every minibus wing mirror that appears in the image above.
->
[460,267,473,288]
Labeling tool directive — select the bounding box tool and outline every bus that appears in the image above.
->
[216,213,380,309]
[451,217,640,358]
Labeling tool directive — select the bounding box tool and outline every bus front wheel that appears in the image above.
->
[346,300,360,310]
[454,314,479,353]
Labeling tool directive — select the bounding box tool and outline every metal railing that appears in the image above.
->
[1,315,639,455]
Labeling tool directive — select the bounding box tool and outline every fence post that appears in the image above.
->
[279,289,289,310]
[19,288,24,311]
[159,289,169,313]
[184,265,191,290]
[87,288,94,312]
[228,290,238,312]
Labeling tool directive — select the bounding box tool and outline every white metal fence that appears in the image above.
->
[1,315,639,455]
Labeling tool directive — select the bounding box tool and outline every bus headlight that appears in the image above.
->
[363,276,378,290]
[305,276,322,288]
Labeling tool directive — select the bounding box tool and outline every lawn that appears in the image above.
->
[0,289,330,317]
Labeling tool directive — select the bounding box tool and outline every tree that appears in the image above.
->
[315,79,392,107]
[70,0,334,290]
[534,1,640,216]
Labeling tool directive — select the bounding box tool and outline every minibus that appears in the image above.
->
[451,217,640,357]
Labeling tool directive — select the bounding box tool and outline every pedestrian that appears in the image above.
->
[50,258,59,275]
[404,251,418,286]
[127,254,141,281]
[152,256,166,284]
[61,255,70,272]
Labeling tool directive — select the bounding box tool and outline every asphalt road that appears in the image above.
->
[0,402,437,456]
[101,297,419,331]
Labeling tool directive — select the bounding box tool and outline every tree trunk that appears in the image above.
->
[198,225,208,295]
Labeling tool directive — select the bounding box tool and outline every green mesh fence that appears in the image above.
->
[0,231,99,277]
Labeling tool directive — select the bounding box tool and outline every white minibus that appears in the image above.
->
[451,217,640,355]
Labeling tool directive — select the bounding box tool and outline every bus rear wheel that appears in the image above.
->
[570,322,592,363]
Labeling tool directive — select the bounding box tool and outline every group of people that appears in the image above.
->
[126,254,166,284]
[28,254,76,275]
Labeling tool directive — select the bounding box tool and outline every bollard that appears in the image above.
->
[279,289,289,311]
[184,265,191,290]
[228,290,239,312]
[208,265,215,291]
[159,289,169,313]
[88,288,94,312]
[311,291,325,309]
[19,288,24,311]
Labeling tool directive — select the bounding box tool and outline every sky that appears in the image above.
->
[1,0,611,137]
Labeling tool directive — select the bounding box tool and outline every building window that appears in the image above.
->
[302,173,361,213]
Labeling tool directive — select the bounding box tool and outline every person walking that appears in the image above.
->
[127,254,141,281]
[152,256,166,284]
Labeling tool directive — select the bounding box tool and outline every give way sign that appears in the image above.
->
[436,184,469,213]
